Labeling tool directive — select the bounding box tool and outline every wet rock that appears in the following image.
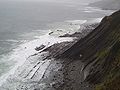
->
[35,45,45,51]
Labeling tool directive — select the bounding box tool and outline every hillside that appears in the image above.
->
[57,10,120,90]
[1,9,120,90]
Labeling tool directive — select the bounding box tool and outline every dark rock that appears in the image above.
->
[54,10,120,89]
[35,44,45,51]
[49,31,54,35]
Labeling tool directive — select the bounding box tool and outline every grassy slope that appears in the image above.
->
[86,10,120,90]
[94,40,120,90]
[58,10,120,90]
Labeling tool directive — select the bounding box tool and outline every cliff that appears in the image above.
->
[56,10,120,90]
[1,10,120,90]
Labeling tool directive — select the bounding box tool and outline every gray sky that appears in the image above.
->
[0,0,100,2]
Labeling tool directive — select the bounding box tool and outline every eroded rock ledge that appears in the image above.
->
[0,23,98,90]
[53,10,120,90]
[1,10,120,90]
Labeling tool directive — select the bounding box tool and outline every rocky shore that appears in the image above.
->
[55,10,120,90]
[1,10,120,90]
[0,21,98,90]
[43,10,120,90]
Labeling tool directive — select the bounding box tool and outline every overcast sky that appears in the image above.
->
[0,0,100,3]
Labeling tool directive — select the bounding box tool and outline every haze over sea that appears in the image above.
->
[0,0,113,85]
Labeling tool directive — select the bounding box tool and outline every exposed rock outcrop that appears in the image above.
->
[56,10,120,90]
[1,10,120,90]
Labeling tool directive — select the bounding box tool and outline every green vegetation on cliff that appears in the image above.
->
[59,10,120,90]
[93,11,120,90]
[95,41,120,90]
[85,10,120,90]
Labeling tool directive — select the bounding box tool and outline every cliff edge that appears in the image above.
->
[1,10,120,90]
[57,10,120,90]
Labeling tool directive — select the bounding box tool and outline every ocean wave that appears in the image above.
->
[84,6,104,12]
[48,20,87,37]
[82,6,114,14]
[0,40,19,43]
[0,33,73,86]
[65,20,87,25]
[86,18,103,24]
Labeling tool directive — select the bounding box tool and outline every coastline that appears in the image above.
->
[0,17,102,87]
[0,21,99,90]
[0,2,115,89]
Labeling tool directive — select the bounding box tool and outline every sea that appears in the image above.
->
[0,0,113,86]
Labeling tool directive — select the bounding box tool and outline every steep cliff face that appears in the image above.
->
[1,10,120,90]
[58,10,120,89]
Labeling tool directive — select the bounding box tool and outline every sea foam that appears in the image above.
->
[0,33,73,86]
